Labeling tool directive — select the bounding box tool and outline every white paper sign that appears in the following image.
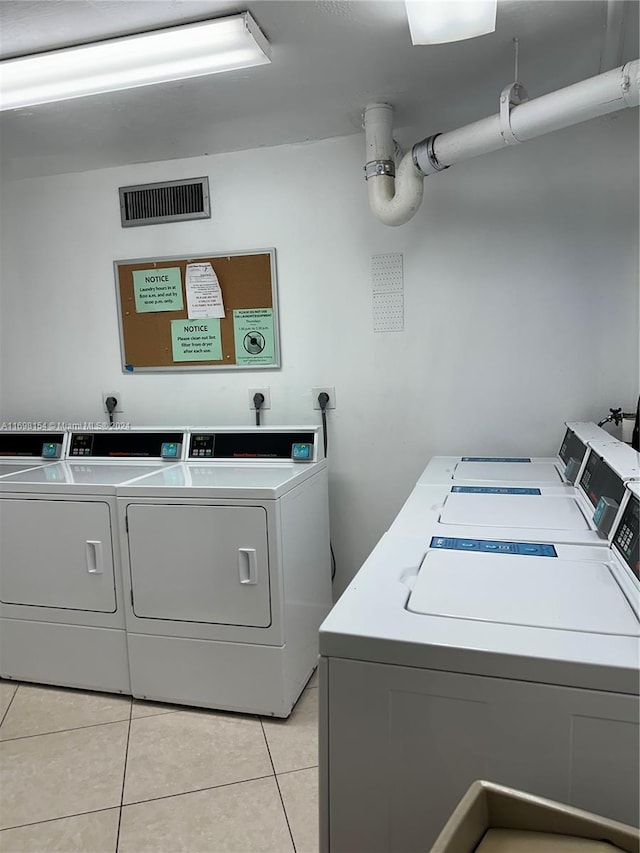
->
[185,263,226,319]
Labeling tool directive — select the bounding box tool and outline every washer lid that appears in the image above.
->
[440,493,590,529]
[0,462,43,477]
[407,550,639,636]
[453,462,562,484]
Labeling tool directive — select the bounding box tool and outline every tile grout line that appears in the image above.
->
[114,695,134,853]
[259,718,297,853]
[0,774,283,834]
[121,773,278,808]
[0,682,21,728]
[0,690,316,743]
[276,764,319,777]
[0,805,120,834]
[0,714,133,743]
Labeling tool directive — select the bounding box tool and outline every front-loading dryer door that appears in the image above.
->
[0,499,116,612]
[126,504,271,628]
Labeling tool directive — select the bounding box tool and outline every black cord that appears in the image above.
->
[253,393,265,428]
[317,392,335,581]
[321,408,328,456]
[105,396,118,427]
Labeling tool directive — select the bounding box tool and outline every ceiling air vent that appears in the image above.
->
[119,177,210,227]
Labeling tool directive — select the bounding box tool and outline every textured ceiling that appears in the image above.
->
[0,0,638,178]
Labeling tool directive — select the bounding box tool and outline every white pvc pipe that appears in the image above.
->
[364,103,424,227]
[437,59,639,166]
[600,0,627,72]
[365,59,639,226]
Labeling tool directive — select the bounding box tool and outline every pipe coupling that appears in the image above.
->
[412,134,449,177]
[620,61,639,107]
[364,159,395,180]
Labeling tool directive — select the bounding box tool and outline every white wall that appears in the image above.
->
[1,109,638,594]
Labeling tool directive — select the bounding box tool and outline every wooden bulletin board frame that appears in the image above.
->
[114,249,280,373]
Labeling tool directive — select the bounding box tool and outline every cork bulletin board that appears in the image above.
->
[114,249,280,372]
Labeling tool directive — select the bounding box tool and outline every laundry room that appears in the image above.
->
[0,1,638,851]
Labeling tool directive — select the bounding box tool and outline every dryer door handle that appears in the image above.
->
[86,540,104,574]
[238,548,258,585]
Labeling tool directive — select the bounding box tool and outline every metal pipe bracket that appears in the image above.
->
[499,82,529,145]
[364,160,395,180]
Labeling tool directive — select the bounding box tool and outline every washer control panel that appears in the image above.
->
[613,495,639,578]
[430,537,557,557]
[189,434,215,457]
[579,450,625,509]
[0,432,65,458]
[187,431,317,460]
[68,432,185,459]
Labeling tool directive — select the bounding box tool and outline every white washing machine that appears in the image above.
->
[418,421,618,488]
[117,426,332,717]
[319,484,639,852]
[0,429,67,477]
[388,440,639,545]
[0,428,185,693]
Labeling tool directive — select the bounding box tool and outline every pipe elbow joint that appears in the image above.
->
[367,158,424,226]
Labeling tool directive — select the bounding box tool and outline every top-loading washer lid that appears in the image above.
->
[440,493,590,530]
[124,463,302,489]
[453,462,563,484]
[62,463,171,484]
[0,462,171,486]
[0,462,43,477]
[407,550,640,636]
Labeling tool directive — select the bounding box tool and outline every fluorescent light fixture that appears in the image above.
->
[405,0,497,45]
[0,12,270,111]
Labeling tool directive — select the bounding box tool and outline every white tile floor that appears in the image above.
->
[0,671,319,852]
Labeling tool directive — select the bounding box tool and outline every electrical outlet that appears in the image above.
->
[249,388,271,410]
[102,392,123,414]
[312,387,336,409]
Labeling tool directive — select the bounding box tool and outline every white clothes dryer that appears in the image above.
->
[117,427,332,717]
[319,484,639,852]
[418,421,618,488]
[0,428,185,693]
[388,440,639,545]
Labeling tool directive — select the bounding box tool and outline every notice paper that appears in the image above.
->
[171,319,222,362]
[185,263,225,319]
[133,267,184,313]
[233,308,276,366]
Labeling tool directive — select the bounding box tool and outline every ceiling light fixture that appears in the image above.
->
[405,0,497,45]
[0,12,271,111]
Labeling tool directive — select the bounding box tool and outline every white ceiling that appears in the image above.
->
[0,0,638,179]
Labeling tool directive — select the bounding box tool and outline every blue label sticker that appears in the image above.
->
[451,486,541,495]
[461,457,532,463]
[429,537,557,557]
